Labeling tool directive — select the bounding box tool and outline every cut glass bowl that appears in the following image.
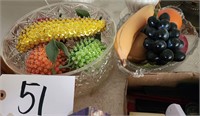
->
[1,2,116,97]
[117,6,199,77]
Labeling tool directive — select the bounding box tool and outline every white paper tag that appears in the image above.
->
[0,74,75,116]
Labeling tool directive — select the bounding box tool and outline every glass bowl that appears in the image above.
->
[116,6,199,77]
[1,2,116,97]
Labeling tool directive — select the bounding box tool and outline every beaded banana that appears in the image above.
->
[69,37,106,68]
[16,18,106,52]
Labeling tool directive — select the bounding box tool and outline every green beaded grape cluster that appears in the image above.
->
[69,37,106,68]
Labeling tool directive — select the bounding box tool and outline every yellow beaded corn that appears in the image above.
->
[16,18,106,52]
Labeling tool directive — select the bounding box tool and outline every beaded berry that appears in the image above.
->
[69,37,106,69]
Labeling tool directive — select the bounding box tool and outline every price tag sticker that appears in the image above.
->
[0,74,75,116]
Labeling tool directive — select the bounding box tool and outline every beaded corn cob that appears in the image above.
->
[16,18,106,52]
[69,37,106,69]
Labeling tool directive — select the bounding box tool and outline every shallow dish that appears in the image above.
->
[1,2,116,96]
[117,6,199,77]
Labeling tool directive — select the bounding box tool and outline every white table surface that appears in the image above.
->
[1,0,199,114]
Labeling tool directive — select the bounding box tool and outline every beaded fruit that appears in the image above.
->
[20,8,108,75]
[25,44,68,75]
[69,37,106,69]
[16,18,106,52]
[157,8,183,30]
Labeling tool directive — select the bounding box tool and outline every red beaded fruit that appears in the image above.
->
[25,44,67,75]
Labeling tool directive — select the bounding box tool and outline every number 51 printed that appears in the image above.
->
[0,75,75,116]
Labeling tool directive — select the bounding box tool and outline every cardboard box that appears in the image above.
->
[125,72,199,115]
[128,72,199,87]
